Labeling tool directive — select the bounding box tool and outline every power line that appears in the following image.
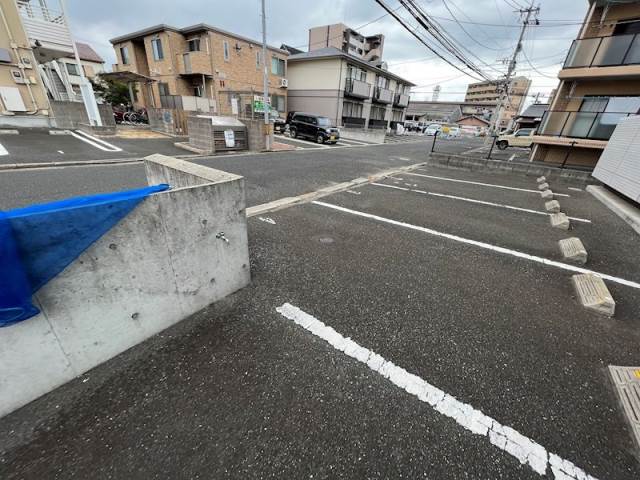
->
[441,0,508,52]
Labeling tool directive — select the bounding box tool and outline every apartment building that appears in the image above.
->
[308,23,384,64]
[0,0,71,126]
[287,47,413,130]
[464,76,531,129]
[110,24,289,116]
[531,0,640,167]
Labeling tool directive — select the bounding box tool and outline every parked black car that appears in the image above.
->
[288,113,340,144]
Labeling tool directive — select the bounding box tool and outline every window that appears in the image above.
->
[66,63,80,76]
[120,46,130,65]
[219,79,225,88]
[370,105,386,120]
[346,65,367,81]
[376,75,389,89]
[151,38,164,61]
[158,82,170,97]
[568,95,640,140]
[343,100,363,118]
[193,85,203,97]
[223,40,230,61]
[270,94,285,112]
[317,117,332,127]
[256,50,261,69]
[271,56,285,76]
[188,38,201,52]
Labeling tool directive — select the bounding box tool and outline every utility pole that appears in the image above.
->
[487,2,539,139]
[261,0,271,151]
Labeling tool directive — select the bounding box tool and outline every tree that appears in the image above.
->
[91,75,135,106]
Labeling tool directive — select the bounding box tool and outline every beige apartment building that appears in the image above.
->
[110,24,289,116]
[464,76,531,129]
[531,0,640,167]
[308,23,384,64]
[0,0,69,126]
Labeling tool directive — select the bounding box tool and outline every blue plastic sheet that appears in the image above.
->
[0,184,170,327]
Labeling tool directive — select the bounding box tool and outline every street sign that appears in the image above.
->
[253,94,272,114]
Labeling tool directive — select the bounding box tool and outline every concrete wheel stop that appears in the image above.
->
[545,200,561,213]
[541,189,554,200]
[536,176,546,184]
[538,182,550,191]
[609,366,640,454]
[550,212,570,230]
[572,274,615,317]
[559,237,587,264]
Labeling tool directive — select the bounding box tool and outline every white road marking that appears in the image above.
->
[69,130,122,152]
[281,136,331,148]
[391,156,412,162]
[0,142,8,156]
[258,217,276,225]
[407,172,571,197]
[312,201,640,290]
[568,187,583,192]
[276,302,598,480]
[346,190,361,195]
[57,150,64,154]
[462,146,488,155]
[509,154,516,162]
[371,183,592,224]
[340,138,370,145]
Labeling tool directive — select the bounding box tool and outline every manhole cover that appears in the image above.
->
[609,366,640,451]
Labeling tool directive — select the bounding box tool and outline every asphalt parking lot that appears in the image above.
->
[0,128,188,164]
[2,163,639,479]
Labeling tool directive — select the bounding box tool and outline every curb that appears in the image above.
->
[587,185,640,236]
[0,153,207,171]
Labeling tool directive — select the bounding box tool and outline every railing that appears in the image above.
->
[177,52,213,76]
[538,110,636,141]
[373,86,393,104]
[17,0,65,25]
[345,78,371,98]
[394,93,409,107]
[564,33,640,69]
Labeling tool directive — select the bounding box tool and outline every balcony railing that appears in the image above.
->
[177,52,213,76]
[563,33,640,69]
[345,78,371,98]
[538,110,636,141]
[394,93,409,107]
[17,0,73,57]
[373,86,393,104]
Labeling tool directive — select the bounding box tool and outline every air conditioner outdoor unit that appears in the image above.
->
[279,78,288,88]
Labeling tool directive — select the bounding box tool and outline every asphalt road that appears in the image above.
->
[2,165,639,479]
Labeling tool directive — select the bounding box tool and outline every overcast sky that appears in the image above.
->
[65,0,589,104]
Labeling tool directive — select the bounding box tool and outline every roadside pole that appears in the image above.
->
[430,130,439,153]
[261,0,271,151]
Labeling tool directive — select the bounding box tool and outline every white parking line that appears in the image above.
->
[69,130,122,152]
[407,172,571,197]
[462,146,488,155]
[276,302,599,480]
[0,142,7,156]
[371,183,592,223]
[280,136,330,148]
[340,138,370,145]
[312,201,640,290]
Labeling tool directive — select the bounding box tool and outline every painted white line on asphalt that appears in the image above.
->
[312,201,640,290]
[371,183,592,224]
[568,187,583,192]
[73,130,123,151]
[509,154,516,162]
[340,138,370,145]
[462,146,487,155]
[0,142,8,156]
[276,302,598,480]
[281,136,331,148]
[69,130,122,152]
[407,172,571,197]
[258,216,276,225]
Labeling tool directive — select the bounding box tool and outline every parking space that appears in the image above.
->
[0,128,188,165]
[4,163,639,479]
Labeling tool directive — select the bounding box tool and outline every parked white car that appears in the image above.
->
[424,124,442,136]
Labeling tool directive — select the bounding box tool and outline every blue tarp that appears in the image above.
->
[0,184,170,327]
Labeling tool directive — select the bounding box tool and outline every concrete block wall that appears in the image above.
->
[50,101,116,129]
[0,155,250,418]
[339,127,386,144]
[187,116,215,153]
[242,117,273,152]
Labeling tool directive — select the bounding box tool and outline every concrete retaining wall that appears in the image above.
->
[428,153,597,182]
[0,155,250,418]
[49,101,116,130]
[242,118,273,152]
[339,127,386,144]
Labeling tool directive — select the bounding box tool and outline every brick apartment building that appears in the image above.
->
[110,24,289,116]
[531,0,640,167]
[464,76,531,129]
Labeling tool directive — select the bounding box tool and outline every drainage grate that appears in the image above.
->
[609,366,640,451]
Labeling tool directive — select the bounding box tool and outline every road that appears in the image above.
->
[2,135,638,479]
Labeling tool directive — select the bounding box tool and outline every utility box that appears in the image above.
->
[187,115,248,154]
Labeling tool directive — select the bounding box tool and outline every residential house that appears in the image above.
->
[464,76,531,129]
[514,103,548,131]
[531,0,640,167]
[287,47,413,130]
[110,24,289,116]
[0,0,73,126]
[405,100,495,125]
[308,23,384,64]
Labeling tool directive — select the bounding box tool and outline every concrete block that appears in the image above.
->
[0,129,19,135]
[550,212,570,230]
[559,237,587,264]
[540,189,554,200]
[572,274,615,317]
[536,176,546,183]
[538,182,550,191]
[545,200,561,213]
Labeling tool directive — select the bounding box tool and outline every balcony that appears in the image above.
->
[559,34,640,80]
[394,93,409,107]
[177,52,213,77]
[373,86,393,104]
[345,78,371,99]
[535,110,636,147]
[17,0,73,61]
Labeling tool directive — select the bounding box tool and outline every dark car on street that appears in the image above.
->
[288,112,340,144]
